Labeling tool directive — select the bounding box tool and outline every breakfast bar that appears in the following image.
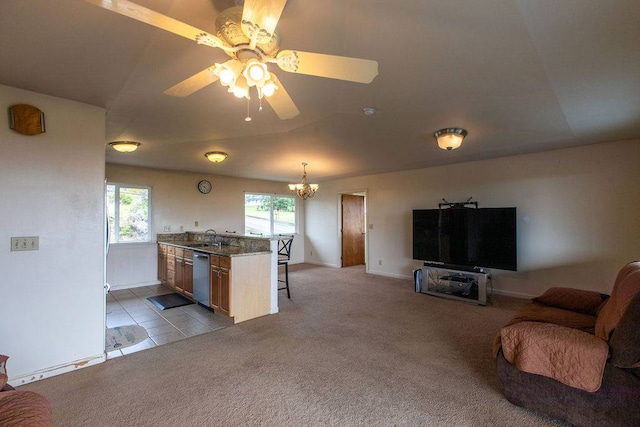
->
[156,232,281,324]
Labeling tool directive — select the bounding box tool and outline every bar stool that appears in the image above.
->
[277,235,294,298]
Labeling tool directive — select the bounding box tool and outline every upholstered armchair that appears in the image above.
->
[494,261,640,427]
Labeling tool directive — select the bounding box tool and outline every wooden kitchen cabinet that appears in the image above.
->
[182,250,193,298]
[175,247,184,292]
[157,242,271,324]
[157,243,167,285]
[166,245,176,289]
[210,255,231,316]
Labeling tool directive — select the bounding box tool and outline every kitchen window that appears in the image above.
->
[107,183,151,243]
[244,193,296,236]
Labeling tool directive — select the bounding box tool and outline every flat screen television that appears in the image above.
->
[412,207,517,271]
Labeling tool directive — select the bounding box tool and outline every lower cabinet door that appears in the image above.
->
[210,265,220,308]
[219,268,230,315]
[183,259,193,297]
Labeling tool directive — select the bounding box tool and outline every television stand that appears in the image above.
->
[414,265,489,305]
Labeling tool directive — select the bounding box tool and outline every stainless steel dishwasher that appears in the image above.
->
[192,251,211,309]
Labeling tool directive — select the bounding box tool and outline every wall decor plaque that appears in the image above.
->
[9,104,46,135]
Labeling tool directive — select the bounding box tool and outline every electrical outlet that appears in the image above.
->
[194,221,198,227]
[164,226,171,232]
[11,236,39,251]
[310,250,313,256]
[378,260,382,265]
[180,225,184,232]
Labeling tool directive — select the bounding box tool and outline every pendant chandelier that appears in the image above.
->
[288,163,319,200]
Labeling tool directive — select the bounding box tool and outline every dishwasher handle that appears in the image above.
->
[193,253,209,259]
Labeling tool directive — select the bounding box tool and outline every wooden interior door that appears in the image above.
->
[341,194,365,267]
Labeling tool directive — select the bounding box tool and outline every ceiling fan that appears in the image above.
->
[84,0,379,120]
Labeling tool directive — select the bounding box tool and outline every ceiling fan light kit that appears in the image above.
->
[84,0,378,120]
[109,141,140,153]
[205,151,229,163]
[288,163,318,200]
[434,128,468,151]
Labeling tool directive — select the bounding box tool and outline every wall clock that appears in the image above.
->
[198,180,212,194]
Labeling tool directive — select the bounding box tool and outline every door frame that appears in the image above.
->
[337,189,368,271]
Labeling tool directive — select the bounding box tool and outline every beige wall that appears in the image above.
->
[1,85,106,381]
[306,138,640,298]
[105,164,306,288]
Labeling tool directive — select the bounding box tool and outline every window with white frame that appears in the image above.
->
[107,183,151,243]
[244,193,296,236]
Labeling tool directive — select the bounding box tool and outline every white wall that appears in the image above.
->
[306,139,640,298]
[105,164,305,288]
[0,85,106,382]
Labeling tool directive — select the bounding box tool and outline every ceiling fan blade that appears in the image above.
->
[83,0,222,44]
[265,80,300,120]
[276,50,378,84]
[164,66,220,97]
[241,0,287,45]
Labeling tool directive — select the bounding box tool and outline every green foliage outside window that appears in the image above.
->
[107,184,150,243]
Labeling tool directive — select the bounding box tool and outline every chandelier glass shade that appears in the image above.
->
[288,163,319,200]
[204,151,228,163]
[434,128,468,150]
[212,57,279,101]
[109,141,140,153]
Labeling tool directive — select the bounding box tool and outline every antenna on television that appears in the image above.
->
[439,197,478,209]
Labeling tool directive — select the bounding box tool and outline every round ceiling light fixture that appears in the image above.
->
[434,128,468,150]
[363,107,376,116]
[204,151,229,163]
[109,141,140,153]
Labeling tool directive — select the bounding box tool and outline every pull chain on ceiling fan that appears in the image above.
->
[83,0,378,120]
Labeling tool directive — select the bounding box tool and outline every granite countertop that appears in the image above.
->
[158,240,271,257]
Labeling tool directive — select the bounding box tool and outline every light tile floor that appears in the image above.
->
[106,284,233,359]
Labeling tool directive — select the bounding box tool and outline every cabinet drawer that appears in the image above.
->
[167,256,175,271]
[209,255,220,267]
[219,256,231,269]
[175,247,184,258]
[167,246,176,255]
[183,249,193,259]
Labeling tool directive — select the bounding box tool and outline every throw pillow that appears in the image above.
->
[533,287,605,316]
[0,355,8,390]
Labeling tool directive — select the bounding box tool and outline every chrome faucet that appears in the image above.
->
[204,229,219,247]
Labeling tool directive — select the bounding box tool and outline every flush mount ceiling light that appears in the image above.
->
[363,107,376,116]
[86,0,378,121]
[434,128,468,151]
[108,141,140,153]
[288,162,319,200]
[204,151,228,163]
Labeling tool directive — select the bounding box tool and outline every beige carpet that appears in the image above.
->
[22,264,565,426]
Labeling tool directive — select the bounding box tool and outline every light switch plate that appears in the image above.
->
[11,236,39,251]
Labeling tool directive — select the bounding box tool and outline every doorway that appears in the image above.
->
[341,193,366,267]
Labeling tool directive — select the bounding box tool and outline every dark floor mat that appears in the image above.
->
[147,293,194,310]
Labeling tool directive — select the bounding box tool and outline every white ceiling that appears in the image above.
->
[1,0,639,183]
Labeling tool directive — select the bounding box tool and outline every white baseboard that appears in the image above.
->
[305,260,339,268]
[11,353,105,386]
[367,269,413,280]
[109,280,161,291]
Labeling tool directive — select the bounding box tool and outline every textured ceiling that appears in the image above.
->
[1,0,639,183]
